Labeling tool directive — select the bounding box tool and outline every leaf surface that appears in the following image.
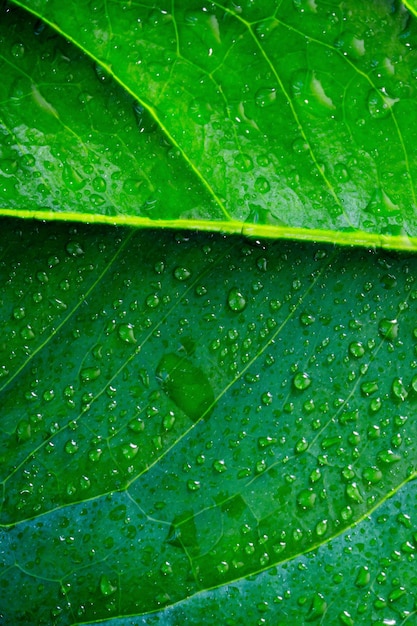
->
[3,0,417,247]
[1,218,416,624]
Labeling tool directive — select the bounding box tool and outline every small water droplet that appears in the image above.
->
[355,566,370,588]
[378,318,398,340]
[297,489,316,510]
[295,437,309,453]
[315,519,328,536]
[146,293,160,309]
[234,153,253,172]
[361,381,378,396]
[392,377,408,401]
[118,323,136,344]
[99,574,117,596]
[254,176,270,194]
[346,482,363,503]
[255,87,277,108]
[362,466,383,484]
[227,288,247,312]
[20,325,35,341]
[80,366,101,383]
[156,353,214,422]
[367,89,398,119]
[187,479,200,491]
[349,341,365,358]
[293,372,311,390]
[173,266,191,281]
[65,440,79,455]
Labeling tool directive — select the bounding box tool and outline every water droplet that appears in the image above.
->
[213,459,227,473]
[187,479,200,491]
[378,318,398,340]
[334,31,365,59]
[20,325,35,341]
[146,293,160,309]
[173,266,191,281]
[127,416,144,433]
[315,519,328,537]
[255,87,277,108]
[362,466,383,484]
[122,442,139,460]
[13,306,26,320]
[349,341,365,358]
[118,323,136,344]
[234,153,253,172]
[367,89,398,119]
[92,176,107,192]
[227,288,247,312]
[295,437,309,453]
[65,440,79,455]
[377,449,401,464]
[338,611,354,626]
[293,372,311,390]
[297,489,316,510]
[355,566,370,588]
[392,377,408,401]
[254,176,270,194]
[16,419,31,442]
[156,353,214,422]
[217,561,229,574]
[346,482,363,503]
[80,366,101,383]
[361,381,378,396]
[99,575,117,596]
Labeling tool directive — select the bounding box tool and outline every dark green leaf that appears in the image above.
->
[3,0,417,247]
[1,218,416,624]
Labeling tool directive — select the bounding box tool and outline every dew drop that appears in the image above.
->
[99,575,117,596]
[367,89,398,119]
[80,366,101,383]
[234,153,253,172]
[297,488,316,510]
[362,466,383,484]
[378,318,398,340]
[20,325,35,341]
[156,353,215,422]
[254,176,270,194]
[315,519,328,537]
[146,293,160,309]
[118,323,136,344]
[255,87,277,108]
[173,266,191,281]
[355,566,370,588]
[227,288,247,312]
[293,372,311,390]
[346,482,363,503]
[349,341,365,358]
[65,440,79,455]
[392,377,408,401]
[295,437,309,453]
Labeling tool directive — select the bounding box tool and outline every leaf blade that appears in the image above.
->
[3,0,417,247]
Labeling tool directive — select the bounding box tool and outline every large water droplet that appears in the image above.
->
[378,318,398,340]
[255,87,277,108]
[156,353,215,422]
[227,288,247,312]
[293,372,311,390]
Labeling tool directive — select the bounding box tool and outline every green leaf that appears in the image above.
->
[4,0,417,247]
[1,218,416,624]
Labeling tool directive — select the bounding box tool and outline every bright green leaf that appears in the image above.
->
[1,218,416,624]
[3,0,417,247]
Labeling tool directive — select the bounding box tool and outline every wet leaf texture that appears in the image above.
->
[4,0,417,246]
[0,219,416,624]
